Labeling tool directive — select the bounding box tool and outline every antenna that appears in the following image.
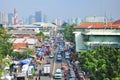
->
[104,13,107,29]
[110,17,113,29]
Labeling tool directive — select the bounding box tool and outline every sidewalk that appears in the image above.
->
[33,55,47,80]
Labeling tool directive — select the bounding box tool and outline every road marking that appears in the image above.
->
[50,48,57,80]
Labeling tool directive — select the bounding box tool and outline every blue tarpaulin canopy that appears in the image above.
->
[19,58,31,65]
[46,43,51,46]
[37,52,43,57]
[39,48,44,52]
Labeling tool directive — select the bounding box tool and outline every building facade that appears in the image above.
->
[35,11,42,22]
[8,13,14,25]
[74,19,120,52]
[0,11,8,24]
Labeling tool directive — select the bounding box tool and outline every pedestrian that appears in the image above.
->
[64,70,67,77]
[38,76,41,80]
[39,69,42,76]
[35,77,37,80]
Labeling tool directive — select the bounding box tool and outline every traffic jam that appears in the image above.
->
[1,36,83,80]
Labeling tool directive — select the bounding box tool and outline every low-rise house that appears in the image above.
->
[12,38,39,52]
[13,43,27,52]
[7,29,37,38]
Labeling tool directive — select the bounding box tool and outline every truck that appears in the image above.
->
[15,58,36,79]
[42,64,51,76]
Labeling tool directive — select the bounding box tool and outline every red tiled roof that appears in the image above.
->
[112,19,120,28]
[35,36,43,39]
[113,19,120,24]
[23,36,43,39]
[74,22,114,29]
[13,43,27,50]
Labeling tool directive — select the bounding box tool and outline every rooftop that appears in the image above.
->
[74,19,120,29]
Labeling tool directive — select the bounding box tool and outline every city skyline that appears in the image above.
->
[0,0,120,21]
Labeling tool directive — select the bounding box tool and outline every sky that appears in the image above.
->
[0,0,120,21]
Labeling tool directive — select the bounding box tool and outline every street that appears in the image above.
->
[35,42,69,80]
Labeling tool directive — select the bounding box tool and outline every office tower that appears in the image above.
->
[28,15,35,24]
[0,11,8,24]
[14,8,18,25]
[71,17,76,24]
[43,14,48,23]
[35,11,42,22]
[75,18,82,25]
[54,18,62,26]
[8,13,14,25]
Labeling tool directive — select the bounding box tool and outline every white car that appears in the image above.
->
[54,68,62,79]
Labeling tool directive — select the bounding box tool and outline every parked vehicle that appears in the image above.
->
[15,58,35,78]
[68,68,76,80]
[1,72,14,80]
[54,68,62,79]
[42,64,51,76]
[49,53,54,58]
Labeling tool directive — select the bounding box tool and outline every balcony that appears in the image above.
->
[82,29,120,36]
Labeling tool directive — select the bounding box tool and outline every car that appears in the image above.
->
[58,51,62,54]
[49,54,54,58]
[65,52,70,59]
[54,68,62,79]
[68,69,76,80]
[57,54,62,61]
[59,47,64,52]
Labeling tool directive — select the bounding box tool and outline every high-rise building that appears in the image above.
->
[75,18,82,25]
[8,13,14,25]
[54,18,62,26]
[0,11,8,24]
[28,15,35,24]
[14,8,18,25]
[43,14,48,23]
[71,17,76,24]
[35,11,42,22]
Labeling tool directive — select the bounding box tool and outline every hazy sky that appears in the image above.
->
[0,0,120,21]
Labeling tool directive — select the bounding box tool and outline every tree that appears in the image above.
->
[64,24,76,42]
[79,46,120,80]
[13,48,34,60]
[36,31,44,36]
[0,27,13,58]
[61,22,69,28]
[0,27,13,77]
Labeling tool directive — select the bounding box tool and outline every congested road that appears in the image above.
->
[39,43,68,80]
[35,38,70,80]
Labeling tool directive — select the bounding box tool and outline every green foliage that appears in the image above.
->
[36,31,44,36]
[13,48,34,60]
[44,36,49,39]
[0,27,13,77]
[64,24,76,42]
[79,46,120,80]
[0,27,13,58]
[61,22,69,28]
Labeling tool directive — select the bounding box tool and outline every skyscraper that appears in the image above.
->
[43,14,48,23]
[0,11,8,24]
[35,11,42,22]
[28,15,35,24]
[54,18,62,26]
[14,8,18,25]
[75,18,82,25]
[8,13,14,25]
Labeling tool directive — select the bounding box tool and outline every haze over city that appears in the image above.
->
[0,0,120,21]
